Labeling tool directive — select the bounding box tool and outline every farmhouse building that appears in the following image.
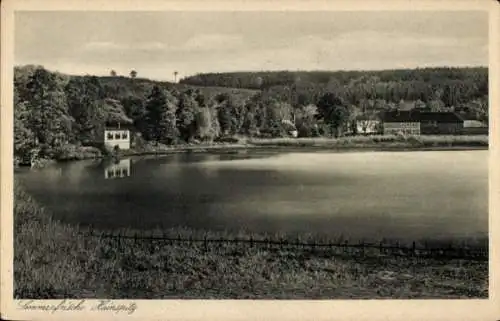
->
[381,110,464,135]
[104,123,131,150]
[355,114,382,134]
[462,119,488,135]
[382,110,421,135]
[419,112,464,135]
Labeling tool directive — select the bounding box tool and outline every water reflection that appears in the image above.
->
[15,151,488,241]
[104,159,131,179]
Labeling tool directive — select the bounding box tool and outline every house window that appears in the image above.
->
[114,133,121,140]
[107,132,113,140]
[121,132,128,139]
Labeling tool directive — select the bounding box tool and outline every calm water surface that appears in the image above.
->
[15,150,488,241]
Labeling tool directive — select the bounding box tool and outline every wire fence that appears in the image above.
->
[84,229,488,261]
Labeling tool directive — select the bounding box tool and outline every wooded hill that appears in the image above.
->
[14,65,488,162]
[180,67,488,108]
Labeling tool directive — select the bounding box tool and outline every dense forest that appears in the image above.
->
[14,65,488,162]
[181,68,488,109]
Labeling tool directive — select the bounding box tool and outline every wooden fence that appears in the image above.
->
[85,229,488,261]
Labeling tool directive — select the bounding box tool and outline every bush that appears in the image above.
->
[406,135,423,146]
[53,145,102,161]
[216,136,241,144]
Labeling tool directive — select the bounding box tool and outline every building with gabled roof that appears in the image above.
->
[382,110,421,135]
[381,110,464,135]
[419,111,464,135]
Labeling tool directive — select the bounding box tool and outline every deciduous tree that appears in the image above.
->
[317,92,349,137]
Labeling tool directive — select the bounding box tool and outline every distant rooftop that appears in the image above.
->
[382,110,420,122]
[105,122,133,130]
[382,110,463,123]
[420,111,463,123]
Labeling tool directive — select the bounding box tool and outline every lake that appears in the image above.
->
[15,150,488,242]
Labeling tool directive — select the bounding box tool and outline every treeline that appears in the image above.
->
[13,66,261,161]
[180,67,488,107]
[14,65,488,162]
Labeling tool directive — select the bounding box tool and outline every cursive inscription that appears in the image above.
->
[92,300,137,314]
[18,300,86,313]
[17,299,137,315]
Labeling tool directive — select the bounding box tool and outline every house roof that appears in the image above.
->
[105,127,132,131]
[382,110,463,123]
[420,112,463,123]
[105,122,134,130]
[382,110,420,122]
[398,101,415,111]
[356,112,383,121]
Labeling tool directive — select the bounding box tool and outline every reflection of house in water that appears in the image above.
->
[104,159,131,179]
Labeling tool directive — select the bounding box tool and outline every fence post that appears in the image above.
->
[250,236,253,248]
[412,241,416,256]
[204,234,208,252]
[117,230,121,248]
[379,241,383,255]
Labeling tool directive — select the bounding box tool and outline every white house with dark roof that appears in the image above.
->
[104,123,131,150]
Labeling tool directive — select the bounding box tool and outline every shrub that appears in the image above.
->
[406,135,423,146]
[53,145,102,161]
[216,136,242,144]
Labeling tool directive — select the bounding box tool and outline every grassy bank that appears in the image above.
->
[247,134,489,149]
[16,135,488,169]
[14,181,488,299]
[119,134,488,158]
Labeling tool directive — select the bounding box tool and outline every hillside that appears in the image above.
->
[15,66,259,105]
[13,65,264,162]
[13,65,489,164]
[180,67,488,89]
[94,76,259,106]
[180,67,488,108]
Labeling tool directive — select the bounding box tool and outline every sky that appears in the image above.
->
[14,11,488,81]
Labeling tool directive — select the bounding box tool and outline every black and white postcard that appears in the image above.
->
[1,0,499,320]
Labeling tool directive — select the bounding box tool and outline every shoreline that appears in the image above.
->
[122,144,488,156]
[16,135,488,168]
[20,144,488,169]
[126,135,489,155]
